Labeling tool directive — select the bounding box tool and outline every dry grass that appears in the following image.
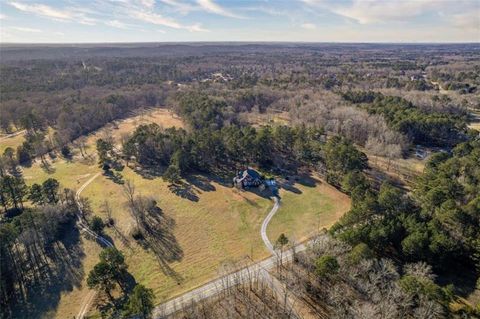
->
[85,108,184,148]
[267,177,351,244]
[19,108,350,318]
[469,109,480,131]
[82,166,273,303]
[51,237,103,319]
[239,110,290,127]
[0,131,25,154]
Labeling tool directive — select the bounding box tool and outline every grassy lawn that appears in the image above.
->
[267,177,351,244]
[19,108,351,317]
[50,237,103,319]
[0,132,25,154]
[471,123,480,130]
[82,166,273,303]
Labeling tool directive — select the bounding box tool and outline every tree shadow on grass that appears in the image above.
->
[296,174,320,188]
[11,224,85,319]
[40,159,56,174]
[168,182,199,202]
[277,180,302,194]
[185,174,216,192]
[132,165,166,180]
[136,203,184,282]
[104,170,125,185]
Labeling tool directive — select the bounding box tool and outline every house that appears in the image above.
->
[415,145,428,159]
[233,168,263,188]
[410,75,422,81]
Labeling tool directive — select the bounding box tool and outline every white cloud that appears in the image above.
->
[161,0,196,14]
[130,10,208,32]
[197,0,244,18]
[301,23,316,30]
[139,0,156,8]
[332,0,439,24]
[451,12,480,30]
[0,14,7,20]
[8,1,97,25]
[9,2,72,20]
[10,26,42,33]
[302,0,476,25]
[105,20,128,29]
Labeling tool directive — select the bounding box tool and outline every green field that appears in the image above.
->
[82,166,273,302]
[0,132,25,154]
[19,109,351,318]
[268,177,351,244]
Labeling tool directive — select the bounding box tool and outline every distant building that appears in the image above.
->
[415,145,428,159]
[233,168,263,188]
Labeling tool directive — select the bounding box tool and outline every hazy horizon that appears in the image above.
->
[1,0,479,43]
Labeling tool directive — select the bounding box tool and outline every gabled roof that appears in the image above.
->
[236,168,261,183]
[245,168,261,180]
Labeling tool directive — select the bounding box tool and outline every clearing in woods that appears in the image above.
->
[19,108,351,318]
[0,130,25,154]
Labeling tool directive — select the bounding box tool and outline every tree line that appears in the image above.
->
[326,138,480,316]
[342,91,469,147]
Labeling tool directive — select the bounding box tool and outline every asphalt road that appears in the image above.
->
[152,195,306,318]
[152,242,307,318]
[74,181,293,319]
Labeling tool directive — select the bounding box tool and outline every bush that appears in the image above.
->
[130,227,144,240]
[347,243,374,265]
[315,255,339,278]
[90,216,105,234]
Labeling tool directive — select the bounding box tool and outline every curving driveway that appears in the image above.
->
[75,185,292,318]
[152,195,300,318]
[261,196,280,253]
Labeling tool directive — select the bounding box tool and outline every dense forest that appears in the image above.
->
[1,44,479,160]
[1,43,479,318]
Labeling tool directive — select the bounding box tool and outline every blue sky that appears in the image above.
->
[0,0,479,43]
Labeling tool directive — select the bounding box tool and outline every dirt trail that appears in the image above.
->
[75,172,113,319]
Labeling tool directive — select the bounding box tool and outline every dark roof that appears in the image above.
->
[245,168,261,180]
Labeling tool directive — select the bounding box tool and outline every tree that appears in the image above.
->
[276,233,289,249]
[90,216,105,234]
[315,255,339,278]
[123,284,155,319]
[96,138,113,169]
[42,178,59,204]
[2,147,16,170]
[60,145,71,158]
[99,247,127,284]
[347,243,374,265]
[275,233,289,268]
[16,145,31,164]
[87,261,117,300]
[28,183,44,205]
[1,175,27,210]
[162,164,181,184]
[87,248,128,299]
[323,136,368,186]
